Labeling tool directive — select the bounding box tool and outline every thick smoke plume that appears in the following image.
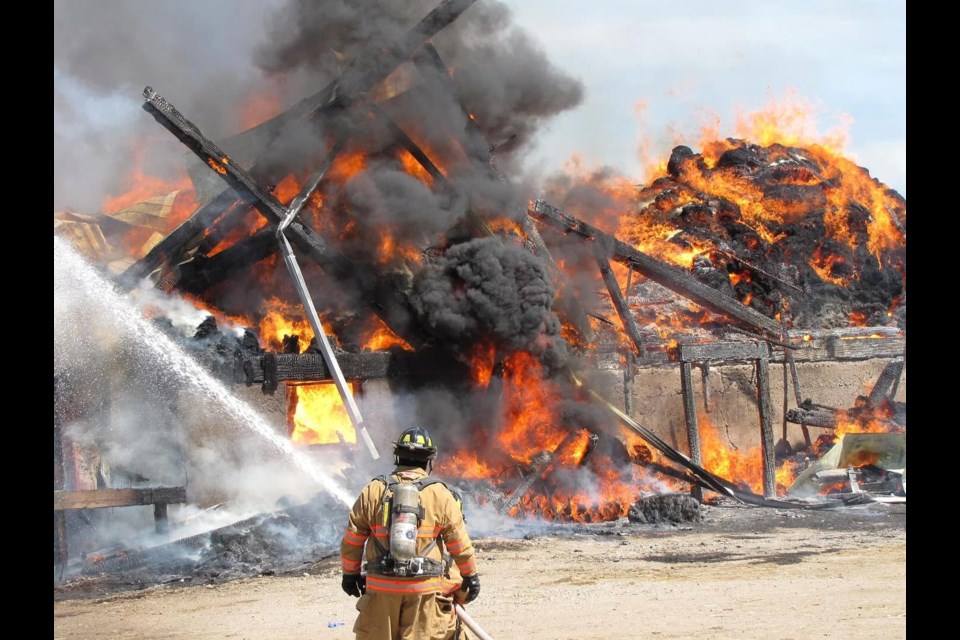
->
[410,237,568,370]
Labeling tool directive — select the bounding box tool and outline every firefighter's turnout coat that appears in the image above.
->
[341,465,477,592]
[340,465,478,639]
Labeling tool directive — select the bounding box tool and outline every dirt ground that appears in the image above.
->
[53,498,906,640]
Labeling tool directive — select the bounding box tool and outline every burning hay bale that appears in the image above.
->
[630,141,905,331]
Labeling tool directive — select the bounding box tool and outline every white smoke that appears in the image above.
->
[55,237,354,565]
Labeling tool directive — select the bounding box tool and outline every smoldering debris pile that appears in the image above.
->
[627,494,703,525]
[57,493,346,598]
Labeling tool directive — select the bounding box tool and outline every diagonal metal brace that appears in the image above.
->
[141,86,379,460]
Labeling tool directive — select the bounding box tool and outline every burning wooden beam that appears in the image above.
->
[677,340,777,498]
[785,406,903,432]
[593,243,644,355]
[529,199,784,337]
[566,367,740,500]
[178,228,276,294]
[141,89,431,351]
[498,429,583,514]
[121,0,478,293]
[498,450,553,514]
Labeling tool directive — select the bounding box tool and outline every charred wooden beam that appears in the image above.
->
[679,360,703,503]
[784,348,811,448]
[499,429,581,514]
[178,228,276,294]
[593,242,644,355]
[724,326,798,351]
[194,199,256,256]
[54,487,187,511]
[787,326,902,340]
[578,433,600,467]
[755,355,777,498]
[123,0,477,291]
[141,90,430,350]
[623,350,635,416]
[784,408,845,429]
[778,338,904,363]
[250,352,393,383]
[679,341,770,362]
[781,356,789,442]
[499,450,553,514]
[232,349,476,384]
[700,362,712,413]
[867,357,905,408]
[530,199,783,336]
[120,188,246,290]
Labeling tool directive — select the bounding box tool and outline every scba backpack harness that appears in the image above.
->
[367,473,462,578]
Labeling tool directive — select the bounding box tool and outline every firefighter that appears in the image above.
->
[340,427,482,640]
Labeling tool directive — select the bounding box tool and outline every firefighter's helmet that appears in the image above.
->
[393,427,437,460]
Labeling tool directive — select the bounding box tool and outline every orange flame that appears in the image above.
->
[287,383,357,445]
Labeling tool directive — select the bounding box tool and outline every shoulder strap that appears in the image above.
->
[414,475,447,490]
[372,474,397,487]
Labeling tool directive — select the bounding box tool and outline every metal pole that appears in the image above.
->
[277,230,379,460]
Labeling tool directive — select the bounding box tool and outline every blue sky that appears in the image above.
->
[499,0,906,196]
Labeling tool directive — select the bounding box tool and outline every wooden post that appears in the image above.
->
[755,350,777,498]
[700,362,712,413]
[679,361,703,503]
[867,357,905,408]
[781,358,789,442]
[53,377,69,580]
[593,244,644,356]
[784,349,811,448]
[623,350,634,416]
[154,503,169,534]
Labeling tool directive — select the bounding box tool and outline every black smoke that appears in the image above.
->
[409,237,568,371]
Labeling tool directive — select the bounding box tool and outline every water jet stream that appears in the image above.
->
[54,236,353,507]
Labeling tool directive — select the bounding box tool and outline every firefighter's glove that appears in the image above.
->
[341,573,366,597]
[462,573,481,603]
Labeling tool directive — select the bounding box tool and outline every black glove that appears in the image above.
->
[462,574,481,603]
[341,573,366,597]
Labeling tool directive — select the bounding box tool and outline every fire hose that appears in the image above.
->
[455,604,494,640]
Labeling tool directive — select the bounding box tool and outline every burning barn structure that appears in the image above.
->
[54,0,904,583]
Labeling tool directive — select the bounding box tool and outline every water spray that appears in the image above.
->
[54,236,354,506]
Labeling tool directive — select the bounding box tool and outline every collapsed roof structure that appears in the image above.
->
[54,0,905,584]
